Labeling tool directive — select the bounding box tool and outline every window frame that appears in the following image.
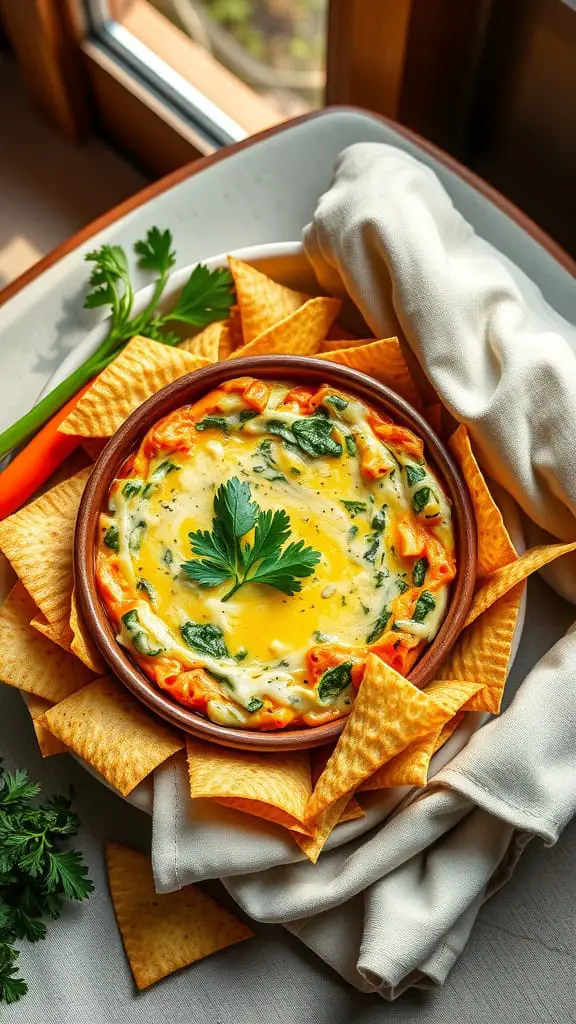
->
[0,0,493,175]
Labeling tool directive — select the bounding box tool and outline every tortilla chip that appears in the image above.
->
[39,676,184,795]
[59,336,210,438]
[438,582,525,713]
[465,540,576,627]
[228,305,244,348]
[318,338,422,409]
[228,256,309,344]
[69,588,106,673]
[305,655,452,821]
[357,678,482,790]
[449,425,517,576]
[0,468,90,648]
[433,711,466,754]
[0,582,93,701]
[230,296,341,360]
[23,693,68,756]
[106,843,253,990]
[179,321,222,361]
[293,794,353,863]
[186,738,312,828]
[214,797,314,836]
[218,322,235,359]
[30,613,70,649]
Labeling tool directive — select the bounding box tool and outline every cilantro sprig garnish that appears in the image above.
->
[0,764,93,1005]
[0,227,235,458]
[181,477,321,601]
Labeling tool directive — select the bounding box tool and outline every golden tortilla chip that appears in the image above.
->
[318,338,422,409]
[186,738,312,828]
[305,655,452,821]
[433,711,467,754]
[59,336,210,438]
[0,583,93,702]
[106,842,253,990]
[0,468,90,648]
[449,425,517,576]
[438,582,525,713]
[228,256,309,344]
[465,540,576,627]
[214,797,314,836]
[218,321,235,360]
[69,588,106,673]
[293,794,353,864]
[23,694,68,756]
[357,678,482,790]
[39,676,184,795]
[179,321,222,361]
[230,296,341,360]
[228,305,244,348]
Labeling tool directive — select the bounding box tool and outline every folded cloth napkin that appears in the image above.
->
[152,143,576,999]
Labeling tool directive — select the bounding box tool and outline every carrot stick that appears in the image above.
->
[0,382,93,520]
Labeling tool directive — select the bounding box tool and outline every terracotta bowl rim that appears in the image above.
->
[74,355,477,752]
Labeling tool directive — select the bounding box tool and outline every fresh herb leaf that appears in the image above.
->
[413,590,436,623]
[195,416,229,433]
[291,417,342,458]
[136,578,155,602]
[317,662,353,702]
[396,578,409,594]
[267,420,297,444]
[412,487,431,514]
[371,509,387,531]
[374,569,389,588]
[324,394,348,411]
[122,480,142,499]
[239,410,259,424]
[405,464,426,487]
[143,461,179,497]
[234,647,248,661]
[103,525,119,551]
[246,697,264,713]
[180,621,229,659]
[366,607,391,644]
[133,226,176,275]
[121,610,163,656]
[345,435,357,457]
[364,535,380,564]
[0,765,93,1005]
[340,500,366,519]
[164,264,234,328]
[128,521,146,552]
[413,557,428,587]
[181,477,320,601]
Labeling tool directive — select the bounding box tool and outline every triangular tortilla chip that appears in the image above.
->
[186,738,312,829]
[70,587,106,673]
[213,797,314,836]
[293,794,354,863]
[179,321,222,361]
[228,256,309,344]
[0,468,90,648]
[106,843,253,990]
[437,582,525,713]
[357,678,482,790]
[229,296,341,360]
[305,654,452,821]
[318,338,422,409]
[39,676,184,795]
[0,582,93,701]
[433,710,467,754]
[449,425,517,576]
[23,693,68,756]
[228,304,244,348]
[59,336,210,437]
[465,540,576,627]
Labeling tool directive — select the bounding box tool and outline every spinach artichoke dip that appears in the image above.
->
[97,377,456,730]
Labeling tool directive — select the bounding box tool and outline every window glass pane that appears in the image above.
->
[147,0,327,121]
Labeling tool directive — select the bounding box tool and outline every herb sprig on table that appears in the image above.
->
[0,228,234,459]
[181,477,321,601]
[0,764,93,1005]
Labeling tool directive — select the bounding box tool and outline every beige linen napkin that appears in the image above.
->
[152,143,576,999]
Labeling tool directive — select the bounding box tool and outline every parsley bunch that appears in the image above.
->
[0,227,234,458]
[0,765,93,1005]
[181,477,321,601]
